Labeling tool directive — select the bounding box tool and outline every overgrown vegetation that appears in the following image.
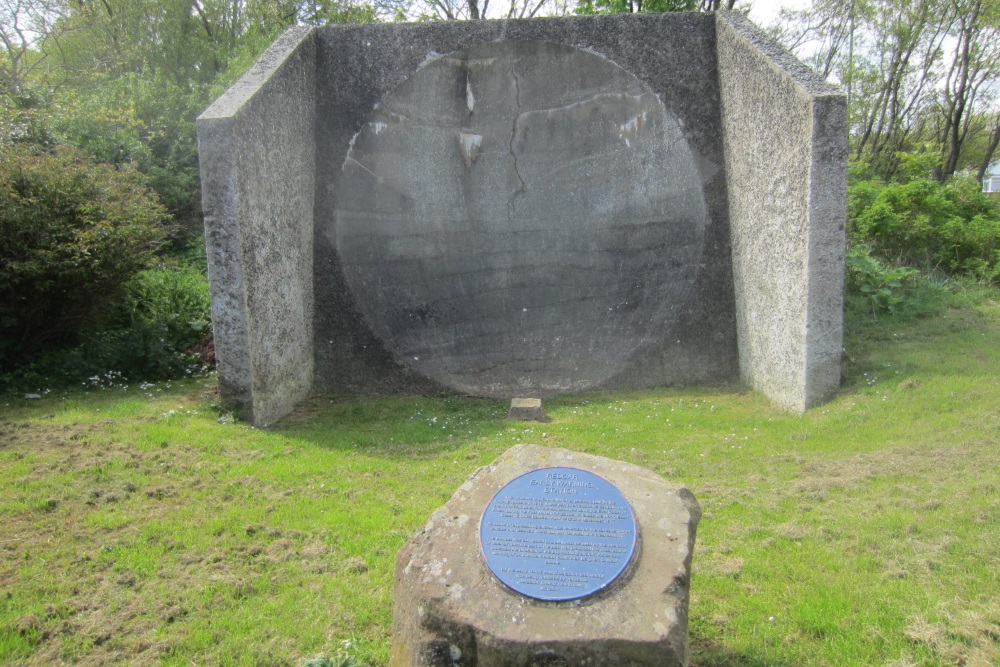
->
[0,0,377,391]
[849,175,1000,282]
[843,169,1000,319]
[0,145,170,372]
[0,142,214,392]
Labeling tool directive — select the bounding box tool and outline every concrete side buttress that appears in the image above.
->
[197,26,317,426]
[716,11,847,411]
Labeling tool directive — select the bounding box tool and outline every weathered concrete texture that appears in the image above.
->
[197,12,847,425]
[391,444,701,667]
[716,12,847,411]
[313,14,739,398]
[197,27,317,426]
[333,40,707,397]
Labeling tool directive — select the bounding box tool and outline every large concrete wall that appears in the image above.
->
[716,12,847,411]
[312,14,739,397]
[197,27,317,426]
[197,14,846,426]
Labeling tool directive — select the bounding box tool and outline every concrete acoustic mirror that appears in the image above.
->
[197,12,847,427]
[335,40,706,397]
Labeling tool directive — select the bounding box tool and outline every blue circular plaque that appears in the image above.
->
[479,467,638,601]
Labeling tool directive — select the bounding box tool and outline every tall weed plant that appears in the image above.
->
[845,245,920,316]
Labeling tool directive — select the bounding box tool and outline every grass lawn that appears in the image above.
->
[1,288,999,666]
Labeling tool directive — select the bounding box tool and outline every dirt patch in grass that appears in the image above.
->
[903,600,1000,667]
[0,412,354,666]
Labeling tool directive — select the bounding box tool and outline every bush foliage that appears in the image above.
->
[848,175,1000,284]
[115,261,212,379]
[0,144,170,374]
[1,259,212,392]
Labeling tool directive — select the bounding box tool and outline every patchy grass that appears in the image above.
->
[1,288,999,666]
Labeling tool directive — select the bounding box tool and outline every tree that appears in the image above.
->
[9,0,380,235]
[977,110,1000,182]
[0,0,70,98]
[573,0,741,17]
[771,0,1000,181]
[411,0,560,20]
[574,0,694,14]
[932,0,1000,181]
[768,0,866,82]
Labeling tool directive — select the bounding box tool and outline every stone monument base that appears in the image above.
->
[390,444,701,667]
[506,398,549,423]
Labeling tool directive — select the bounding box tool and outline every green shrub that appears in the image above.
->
[0,260,211,391]
[50,73,208,235]
[848,176,1000,283]
[2,74,208,237]
[0,144,170,374]
[115,261,212,379]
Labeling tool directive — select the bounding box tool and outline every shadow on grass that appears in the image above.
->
[691,640,797,667]
[273,383,759,459]
[542,383,752,410]
[271,391,513,458]
[840,285,1000,390]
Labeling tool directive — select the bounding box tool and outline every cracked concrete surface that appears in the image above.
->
[506,63,525,223]
[331,40,707,397]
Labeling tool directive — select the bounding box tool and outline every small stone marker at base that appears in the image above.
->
[390,444,701,667]
[507,398,548,423]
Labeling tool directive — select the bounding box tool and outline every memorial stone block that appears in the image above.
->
[391,444,701,667]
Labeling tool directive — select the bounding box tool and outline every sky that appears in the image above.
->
[745,0,810,28]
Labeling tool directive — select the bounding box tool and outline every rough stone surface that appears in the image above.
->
[333,39,707,397]
[197,27,316,426]
[390,444,701,667]
[716,11,847,411]
[313,14,738,398]
[506,398,548,422]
